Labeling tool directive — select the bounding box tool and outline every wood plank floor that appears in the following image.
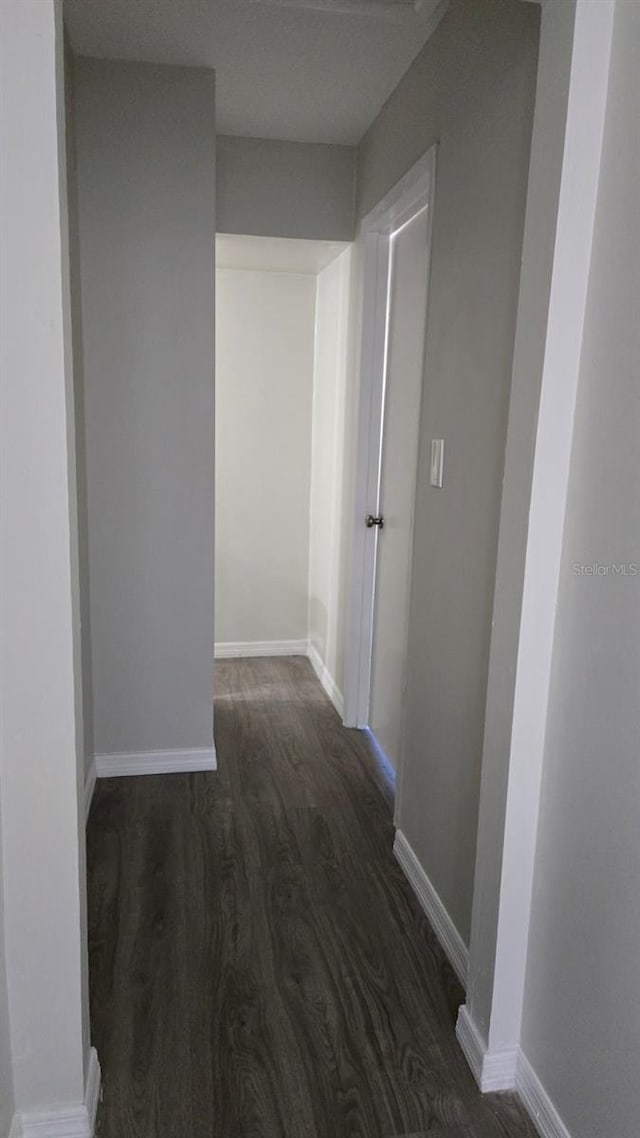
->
[87,656,538,1138]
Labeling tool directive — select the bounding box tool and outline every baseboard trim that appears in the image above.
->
[393,829,468,988]
[84,1047,101,1136]
[307,643,344,718]
[215,639,308,659]
[455,1005,518,1092]
[455,1008,572,1136]
[11,1047,101,1138]
[455,1004,485,1087]
[83,759,96,824]
[517,1051,572,1138]
[95,747,217,778]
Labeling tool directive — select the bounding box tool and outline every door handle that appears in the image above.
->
[365,515,384,529]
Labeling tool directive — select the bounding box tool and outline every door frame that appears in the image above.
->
[343,144,437,730]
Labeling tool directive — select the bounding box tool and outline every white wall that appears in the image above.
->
[308,249,353,699]
[217,135,356,242]
[520,4,640,1134]
[215,265,316,647]
[356,0,540,944]
[75,58,216,759]
[0,0,91,1117]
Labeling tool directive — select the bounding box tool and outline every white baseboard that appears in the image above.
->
[307,642,344,718]
[454,1008,571,1138]
[517,1051,572,1138]
[11,1047,101,1138]
[455,1005,518,1092]
[84,1049,101,1137]
[83,759,96,824]
[393,829,469,988]
[455,1004,485,1087]
[215,639,308,659]
[95,747,216,778]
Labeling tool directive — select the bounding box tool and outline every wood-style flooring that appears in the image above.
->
[87,656,538,1138]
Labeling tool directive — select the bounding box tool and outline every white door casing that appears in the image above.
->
[344,147,436,778]
[368,203,432,770]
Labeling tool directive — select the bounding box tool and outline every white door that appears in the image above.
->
[368,205,431,769]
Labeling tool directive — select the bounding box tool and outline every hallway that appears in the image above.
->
[87,658,537,1138]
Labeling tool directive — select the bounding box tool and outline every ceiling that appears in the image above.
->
[216,234,349,274]
[64,0,447,145]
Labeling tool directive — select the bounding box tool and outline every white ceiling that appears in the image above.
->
[216,234,349,274]
[64,0,447,145]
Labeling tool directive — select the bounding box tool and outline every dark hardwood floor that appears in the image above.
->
[87,656,538,1138]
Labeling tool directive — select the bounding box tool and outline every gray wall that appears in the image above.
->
[217,135,356,241]
[65,36,94,780]
[357,0,540,942]
[75,58,216,757]
[0,794,14,1138]
[521,3,640,1134]
[468,0,576,1039]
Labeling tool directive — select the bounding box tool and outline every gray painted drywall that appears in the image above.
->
[75,58,216,757]
[63,0,446,146]
[467,0,576,1039]
[0,797,14,1138]
[521,4,640,1134]
[215,266,316,645]
[357,0,540,942]
[65,36,94,781]
[217,135,356,241]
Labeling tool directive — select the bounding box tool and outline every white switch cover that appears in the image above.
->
[430,439,444,488]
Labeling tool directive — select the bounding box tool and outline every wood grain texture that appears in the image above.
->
[87,656,537,1138]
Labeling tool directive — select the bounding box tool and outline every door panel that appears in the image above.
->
[369,206,430,769]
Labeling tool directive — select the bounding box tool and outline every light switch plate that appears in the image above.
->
[430,439,444,488]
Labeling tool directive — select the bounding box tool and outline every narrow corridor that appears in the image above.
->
[87,658,537,1138]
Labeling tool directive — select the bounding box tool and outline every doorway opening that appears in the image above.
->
[344,147,437,792]
[214,233,353,714]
